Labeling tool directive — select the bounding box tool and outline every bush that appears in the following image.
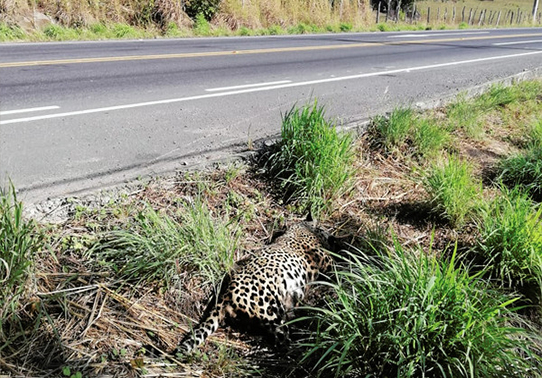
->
[92,198,240,285]
[424,155,481,227]
[298,245,542,377]
[475,187,542,290]
[265,101,355,216]
[193,13,212,35]
[0,185,42,343]
[185,0,222,21]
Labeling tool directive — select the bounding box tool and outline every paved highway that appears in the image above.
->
[1,28,542,202]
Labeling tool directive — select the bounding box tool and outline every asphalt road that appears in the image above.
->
[1,27,542,203]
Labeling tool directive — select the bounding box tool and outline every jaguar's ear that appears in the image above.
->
[305,211,317,227]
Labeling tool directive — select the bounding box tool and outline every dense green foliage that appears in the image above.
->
[265,102,355,216]
[299,245,542,377]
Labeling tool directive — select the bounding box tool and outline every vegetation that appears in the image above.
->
[2,78,542,376]
[0,0,538,42]
[475,187,542,291]
[424,155,481,228]
[264,102,355,216]
[0,185,42,350]
[298,246,542,378]
[92,198,240,285]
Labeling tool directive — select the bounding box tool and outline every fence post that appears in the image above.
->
[461,6,465,22]
[468,8,473,24]
[510,11,514,24]
[427,6,431,23]
[496,10,501,26]
[444,7,448,21]
[376,2,381,23]
[452,6,456,22]
[516,8,521,23]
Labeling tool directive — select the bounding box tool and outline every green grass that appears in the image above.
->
[0,23,26,41]
[265,101,355,216]
[298,244,542,377]
[412,117,450,159]
[446,94,484,138]
[424,154,481,227]
[475,187,542,290]
[498,144,542,201]
[371,107,450,159]
[91,198,240,285]
[371,107,415,152]
[0,185,42,345]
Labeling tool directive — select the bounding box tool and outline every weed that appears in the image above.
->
[194,13,212,35]
[446,94,484,138]
[371,107,415,152]
[0,185,43,344]
[424,154,481,227]
[0,23,26,41]
[339,22,352,32]
[498,144,542,201]
[267,24,284,35]
[298,245,542,377]
[474,84,520,112]
[412,117,450,159]
[112,23,137,38]
[475,187,542,291]
[92,198,240,285]
[265,101,355,216]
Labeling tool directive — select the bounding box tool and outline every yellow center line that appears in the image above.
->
[1,33,541,68]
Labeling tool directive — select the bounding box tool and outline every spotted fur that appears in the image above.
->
[176,222,335,354]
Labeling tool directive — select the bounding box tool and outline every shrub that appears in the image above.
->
[298,245,542,377]
[498,144,542,201]
[0,185,42,343]
[92,198,240,285]
[475,187,542,290]
[193,13,212,35]
[184,0,222,21]
[424,154,481,227]
[265,101,355,216]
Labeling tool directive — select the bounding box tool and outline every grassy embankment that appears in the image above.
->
[1,78,542,376]
[0,0,538,42]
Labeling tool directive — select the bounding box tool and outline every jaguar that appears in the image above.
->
[176,221,336,354]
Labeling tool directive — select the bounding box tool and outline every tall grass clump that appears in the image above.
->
[265,101,355,216]
[371,107,415,152]
[371,108,450,159]
[446,95,484,138]
[424,154,481,227]
[412,118,450,159]
[93,198,240,285]
[498,144,542,202]
[0,185,42,344]
[475,187,542,291]
[298,245,542,377]
[474,84,521,112]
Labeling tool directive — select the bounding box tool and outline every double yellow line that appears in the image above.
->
[1,33,540,68]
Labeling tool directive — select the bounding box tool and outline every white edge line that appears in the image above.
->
[493,39,542,46]
[2,50,542,126]
[205,80,292,92]
[0,105,60,116]
[389,31,490,38]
